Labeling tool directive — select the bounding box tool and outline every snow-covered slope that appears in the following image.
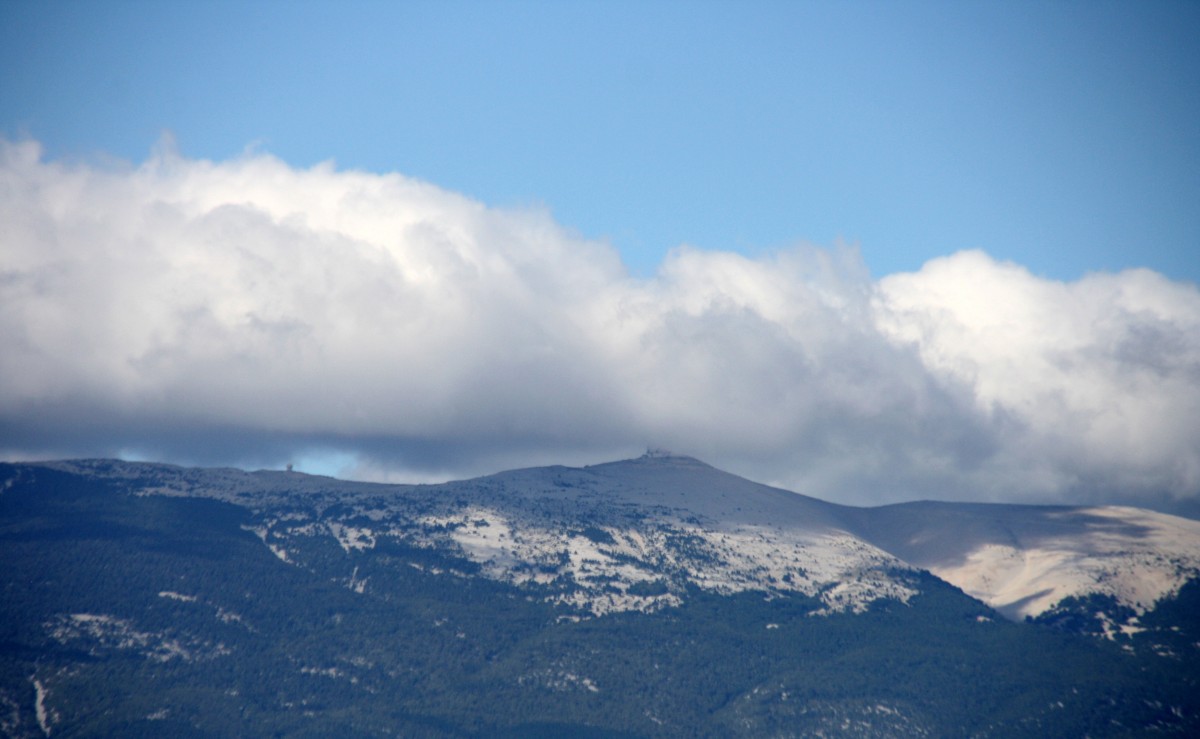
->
[439,452,918,615]
[239,452,921,616]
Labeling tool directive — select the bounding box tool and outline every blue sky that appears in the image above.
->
[3,0,1197,281]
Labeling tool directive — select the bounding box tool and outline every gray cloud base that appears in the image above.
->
[2,139,1198,511]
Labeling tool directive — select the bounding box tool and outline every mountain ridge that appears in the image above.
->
[9,453,1200,626]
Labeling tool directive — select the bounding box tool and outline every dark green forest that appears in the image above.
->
[1,463,1197,737]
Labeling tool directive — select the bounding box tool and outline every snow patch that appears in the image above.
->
[32,678,52,737]
[346,566,368,594]
[47,613,230,662]
[519,669,601,693]
[216,607,246,625]
[327,522,375,552]
[242,524,293,563]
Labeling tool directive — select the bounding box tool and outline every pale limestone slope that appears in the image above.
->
[842,501,1200,620]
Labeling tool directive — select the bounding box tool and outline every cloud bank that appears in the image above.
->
[2,139,1198,510]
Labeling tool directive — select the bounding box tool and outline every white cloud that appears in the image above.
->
[2,138,1198,510]
[876,252,1200,502]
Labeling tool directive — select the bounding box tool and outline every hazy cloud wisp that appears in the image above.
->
[2,139,1198,509]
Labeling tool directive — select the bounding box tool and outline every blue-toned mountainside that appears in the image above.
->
[2,453,1198,736]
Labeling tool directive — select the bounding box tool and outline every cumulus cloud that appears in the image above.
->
[876,254,1200,504]
[2,138,1198,511]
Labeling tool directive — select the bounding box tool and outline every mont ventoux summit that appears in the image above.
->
[2,449,1199,737]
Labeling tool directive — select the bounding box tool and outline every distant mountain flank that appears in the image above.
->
[841,500,1200,623]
